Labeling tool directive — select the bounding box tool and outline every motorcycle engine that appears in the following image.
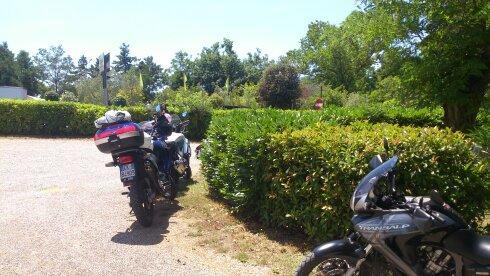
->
[417,245,456,275]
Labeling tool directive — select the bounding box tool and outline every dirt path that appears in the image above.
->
[0,137,272,275]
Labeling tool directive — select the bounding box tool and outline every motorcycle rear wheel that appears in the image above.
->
[129,181,154,227]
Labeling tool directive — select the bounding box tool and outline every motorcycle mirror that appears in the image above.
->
[430,190,444,205]
[369,154,383,169]
[383,137,390,153]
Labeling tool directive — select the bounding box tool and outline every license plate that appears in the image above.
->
[120,163,136,181]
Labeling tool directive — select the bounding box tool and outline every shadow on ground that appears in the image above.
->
[206,191,312,252]
[111,200,182,246]
[111,178,196,246]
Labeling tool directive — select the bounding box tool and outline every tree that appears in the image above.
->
[76,55,90,80]
[60,91,78,102]
[362,0,490,130]
[114,68,144,105]
[193,38,246,93]
[16,50,40,95]
[44,91,60,101]
[243,49,272,84]
[89,58,100,78]
[138,56,164,101]
[219,38,245,89]
[194,42,223,92]
[113,43,137,73]
[168,51,195,90]
[0,42,20,86]
[76,77,105,104]
[34,45,74,94]
[291,11,398,93]
[258,63,301,108]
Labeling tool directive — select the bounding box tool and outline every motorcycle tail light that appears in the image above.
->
[119,155,134,164]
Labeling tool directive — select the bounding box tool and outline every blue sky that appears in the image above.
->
[1,0,357,67]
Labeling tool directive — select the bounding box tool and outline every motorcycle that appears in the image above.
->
[141,112,192,181]
[296,139,490,276]
[93,110,185,227]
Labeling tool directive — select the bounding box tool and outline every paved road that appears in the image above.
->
[0,137,268,275]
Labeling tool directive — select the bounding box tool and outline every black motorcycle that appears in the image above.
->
[296,139,490,276]
[94,111,185,227]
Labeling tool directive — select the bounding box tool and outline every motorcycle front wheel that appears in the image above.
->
[296,253,358,276]
[296,251,395,276]
[129,180,154,227]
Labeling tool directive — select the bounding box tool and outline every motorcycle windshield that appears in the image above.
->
[350,156,398,212]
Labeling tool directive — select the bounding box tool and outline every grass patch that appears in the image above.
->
[177,169,307,275]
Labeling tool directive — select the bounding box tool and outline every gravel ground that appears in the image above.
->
[0,137,270,275]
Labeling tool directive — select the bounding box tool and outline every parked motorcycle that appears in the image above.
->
[93,110,190,227]
[296,139,490,276]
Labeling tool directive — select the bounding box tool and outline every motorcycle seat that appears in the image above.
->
[444,229,490,265]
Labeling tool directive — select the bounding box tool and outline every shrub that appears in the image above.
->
[60,91,78,102]
[201,109,489,240]
[44,91,60,101]
[153,87,213,140]
[112,95,128,107]
[470,124,490,152]
[0,99,149,136]
[264,123,489,239]
[259,63,300,108]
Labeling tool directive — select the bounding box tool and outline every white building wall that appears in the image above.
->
[0,86,28,99]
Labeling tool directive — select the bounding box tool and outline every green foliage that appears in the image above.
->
[369,76,408,105]
[259,63,301,108]
[113,43,136,73]
[470,124,490,152]
[0,99,149,136]
[34,45,75,94]
[167,40,270,92]
[265,123,489,239]
[75,77,107,105]
[16,50,40,95]
[214,83,260,108]
[202,110,489,240]
[362,0,490,130]
[114,68,145,105]
[138,56,164,101]
[44,91,60,101]
[0,42,21,87]
[60,91,78,102]
[111,95,127,107]
[154,87,213,140]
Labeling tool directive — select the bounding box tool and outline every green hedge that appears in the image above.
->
[0,99,209,140]
[201,110,489,240]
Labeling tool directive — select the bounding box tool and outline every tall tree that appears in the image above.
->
[138,56,164,101]
[76,55,90,80]
[34,45,74,94]
[219,38,245,88]
[194,42,223,92]
[0,42,20,86]
[16,50,39,95]
[89,58,100,78]
[363,0,490,130]
[113,43,137,73]
[168,51,195,90]
[243,49,272,84]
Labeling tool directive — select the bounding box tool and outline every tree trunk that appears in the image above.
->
[443,101,480,131]
[443,69,489,131]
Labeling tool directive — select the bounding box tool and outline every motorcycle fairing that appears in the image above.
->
[350,156,398,213]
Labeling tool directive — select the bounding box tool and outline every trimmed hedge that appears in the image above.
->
[201,109,489,240]
[0,100,209,140]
